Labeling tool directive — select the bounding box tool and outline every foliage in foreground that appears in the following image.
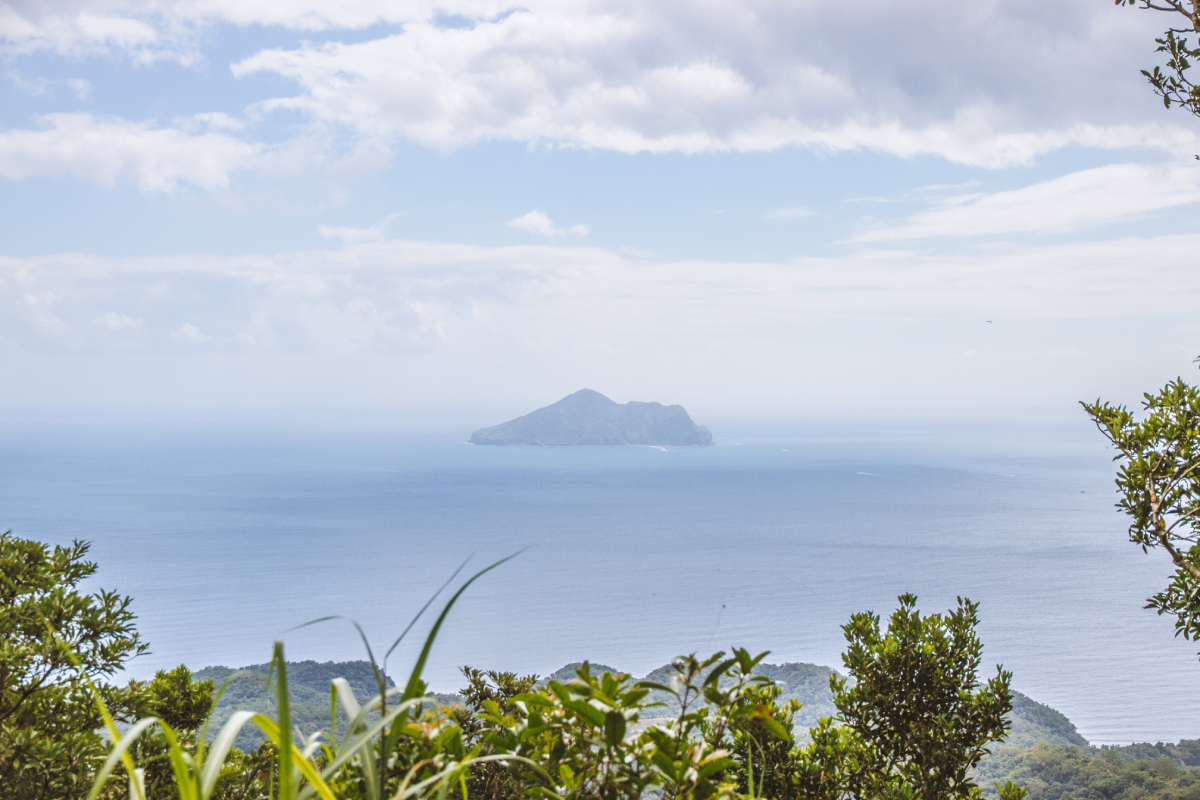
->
[204,661,1084,757]
[4,528,1019,799]
[88,596,1013,800]
[0,532,147,800]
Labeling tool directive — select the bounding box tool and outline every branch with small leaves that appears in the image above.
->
[1116,0,1200,119]
[1083,373,1200,651]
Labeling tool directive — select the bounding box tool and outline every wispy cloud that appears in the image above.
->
[855,163,1200,241]
[0,113,258,192]
[3,230,1199,359]
[767,207,817,220]
[505,210,589,238]
[319,213,401,244]
[67,78,91,100]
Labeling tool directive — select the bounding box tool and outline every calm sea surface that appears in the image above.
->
[2,416,1197,745]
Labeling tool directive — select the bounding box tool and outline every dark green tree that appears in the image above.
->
[140,664,215,733]
[123,666,217,799]
[455,667,539,800]
[0,531,148,799]
[716,681,802,800]
[1084,377,1200,652]
[826,594,1013,800]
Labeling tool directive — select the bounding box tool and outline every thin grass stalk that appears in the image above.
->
[193,673,237,782]
[294,697,427,800]
[249,714,337,800]
[389,754,545,800]
[401,552,522,703]
[330,682,338,750]
[40,617,147,800]
[157,722,197,800]
[200,710,259,797]
[273,642,295,800]
[86,717,159,800]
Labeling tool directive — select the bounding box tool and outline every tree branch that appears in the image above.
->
[1150,481,1200,581]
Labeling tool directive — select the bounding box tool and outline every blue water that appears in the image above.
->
[2,416,1197,745]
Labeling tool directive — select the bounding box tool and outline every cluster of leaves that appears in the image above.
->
[460,649,794,800]
[975,743,1200,800]
[0,526,286,799]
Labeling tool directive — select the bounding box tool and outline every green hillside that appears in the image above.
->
[195,660,398,751]
[976,743,1200,800]
[1004,691,1089,748]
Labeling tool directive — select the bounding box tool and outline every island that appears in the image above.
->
[470,389,713,446]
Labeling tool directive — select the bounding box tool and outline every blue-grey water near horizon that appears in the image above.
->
[3,415,1198,746]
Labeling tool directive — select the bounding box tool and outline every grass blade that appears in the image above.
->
[295,697,428,800]
[158,721,200,800]
[199,710,258,798]
[402,551,524,702]
[273,641,294,800]
[382,555,471,670]
[253,713,340,800]
[86,717,159,800]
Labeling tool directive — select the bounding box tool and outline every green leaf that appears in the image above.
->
[604,710,627,747]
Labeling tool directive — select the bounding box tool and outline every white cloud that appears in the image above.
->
[856,162,1200,241]
[1,3,167,60]
[220,0,1195,166]
[318,213,401,244]
[97,311,142,330]
[767,207,817,220]
[0,113,258,192]
[505,210,589,238]
[189,112,244,132]
[170,323,211,343]
[3,0,1195,167]
[67,78,91,99]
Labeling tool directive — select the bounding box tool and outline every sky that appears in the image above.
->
[3,0,1200,422]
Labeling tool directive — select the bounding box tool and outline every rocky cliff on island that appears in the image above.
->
[470,389,713,446]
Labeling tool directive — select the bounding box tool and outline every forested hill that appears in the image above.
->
[1006,691,1089,748]
[195,660,400,751]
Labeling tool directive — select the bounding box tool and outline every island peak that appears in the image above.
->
[470,390,713,446]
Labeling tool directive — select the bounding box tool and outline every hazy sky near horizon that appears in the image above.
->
[3,0,1200,420]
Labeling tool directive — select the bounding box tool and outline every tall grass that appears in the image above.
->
[85,555,527,800]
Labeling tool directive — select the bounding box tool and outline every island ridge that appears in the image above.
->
[470,389,713,446]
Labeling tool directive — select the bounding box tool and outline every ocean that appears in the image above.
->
[2,414,1197,745]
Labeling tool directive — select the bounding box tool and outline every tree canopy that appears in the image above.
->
[795,594,1014,800]
[0,531,147,799]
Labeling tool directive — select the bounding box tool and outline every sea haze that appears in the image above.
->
[1,415,1196,746]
